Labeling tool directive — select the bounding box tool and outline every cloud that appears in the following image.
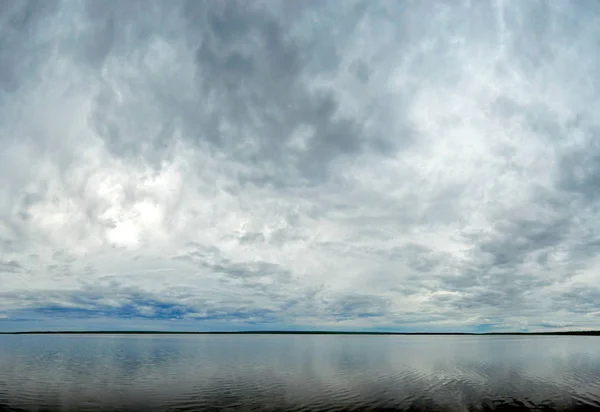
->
[1,0,600,332]
[0,260,22,273]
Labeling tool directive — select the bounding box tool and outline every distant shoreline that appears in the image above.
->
[1,331,600,336]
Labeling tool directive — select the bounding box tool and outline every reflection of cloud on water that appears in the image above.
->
[1,335,599,410]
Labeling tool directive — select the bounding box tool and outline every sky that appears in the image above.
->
[1,0,600,333]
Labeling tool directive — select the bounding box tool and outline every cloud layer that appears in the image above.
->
[1,0,600,332]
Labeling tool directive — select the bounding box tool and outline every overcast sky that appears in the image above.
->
[1,0,600,332]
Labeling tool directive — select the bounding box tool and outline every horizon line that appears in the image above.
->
[1,330,600,335]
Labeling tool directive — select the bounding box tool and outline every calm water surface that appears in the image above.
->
[0,334,599,411]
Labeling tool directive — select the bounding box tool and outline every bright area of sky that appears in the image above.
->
[1,0,600,332]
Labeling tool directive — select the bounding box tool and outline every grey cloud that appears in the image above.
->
[391,244,444,274]
[185,1,368,183]
[52,250,76,263]
[173,244,393,322]
[477,216,571,268]
[174,242,292,280]
[327,293,390,320]
[75,0,171,68]
[211,261,291,281]
[351,59,370,84]
[0,0,59,95]
[172,243,220,263]
[77,1,116,68]
[431,191,577,314]
[0,260,22,273]
[238,232,266,245]
[557,141,600,202]
[172,244,295,306]
[553,286,600,315]
[83,0,399,185]
[538,321,574,329]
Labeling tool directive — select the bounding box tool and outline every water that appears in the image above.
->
[0,334,599,411]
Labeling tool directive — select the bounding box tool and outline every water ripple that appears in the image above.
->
[0,335,599,411]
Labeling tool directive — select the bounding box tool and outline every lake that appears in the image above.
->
[0,334,599,411]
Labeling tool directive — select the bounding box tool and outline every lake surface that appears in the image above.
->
[0,334,599,411]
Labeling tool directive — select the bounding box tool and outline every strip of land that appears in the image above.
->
[1,331,599,335]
